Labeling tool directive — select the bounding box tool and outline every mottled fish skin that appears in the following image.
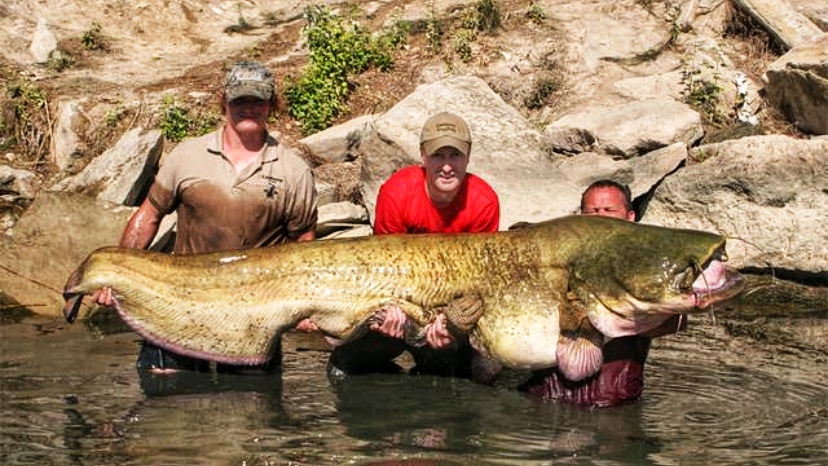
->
[62,215,745,377]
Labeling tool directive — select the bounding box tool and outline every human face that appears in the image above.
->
[581,186,636,221]
[225,96,270,135]
[422,146,469,205]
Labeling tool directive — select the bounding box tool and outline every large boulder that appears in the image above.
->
[644,135,828,280]
[49,128,163,206]
[763,34,828,136]
[0,193,134,317]
[546,99,704,159]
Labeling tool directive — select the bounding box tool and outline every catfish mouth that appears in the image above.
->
[687,250,745,309]
[584,244,745,338]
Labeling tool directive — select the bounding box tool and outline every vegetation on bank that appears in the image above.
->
[0,70,50,168]
[283,5,408,135]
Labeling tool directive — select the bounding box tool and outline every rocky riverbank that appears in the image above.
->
[1,0,826,318]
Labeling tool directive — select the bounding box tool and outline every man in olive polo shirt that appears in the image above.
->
[94,61,318,374]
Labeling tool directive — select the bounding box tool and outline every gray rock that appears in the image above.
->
[317,201,370,238]
[645,135,828,276]
[52,99,90,171]
[763,34,828,135]
[299,114,376,164]
[29,18,57,64]
[547,99,704,159]
[0,192,133,316]
[555,142,688,205]
[0,165,39,235]
[49,128,163,206]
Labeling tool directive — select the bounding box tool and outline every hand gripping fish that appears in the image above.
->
[62,215,745,382]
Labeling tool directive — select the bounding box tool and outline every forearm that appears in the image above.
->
[119,199,163,249]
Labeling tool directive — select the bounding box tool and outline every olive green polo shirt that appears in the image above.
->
[148,127,317,254]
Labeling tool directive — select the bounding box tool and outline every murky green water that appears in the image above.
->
[1,311,826,466]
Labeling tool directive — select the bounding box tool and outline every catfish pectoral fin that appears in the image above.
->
[555,333,603,382]
[439,293,485,334]
[63,293,84,323]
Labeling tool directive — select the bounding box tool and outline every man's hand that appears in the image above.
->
[371,305,455,349]
[425,313,454,349]
[370,305,406,339]
[295,318,319,332]
[91,287,116,307]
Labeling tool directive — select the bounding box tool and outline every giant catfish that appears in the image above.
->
[62,215,745,381]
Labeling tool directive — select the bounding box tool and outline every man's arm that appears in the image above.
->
[119,198,164,249]
[91,199,164,306]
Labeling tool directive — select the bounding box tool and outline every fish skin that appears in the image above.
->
[62,215,745,378]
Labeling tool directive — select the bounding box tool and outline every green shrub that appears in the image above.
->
[158,96,220,142]
[81,22,108,51]
[452,29,477,62]
[158,97,191,142]
[284,6,406,134]
[682,69,728,127]
[47,49,74,72]
[1,76,50,161]
[6,79,46,125]
[526,1,546,24]
[103,105,127,127]
[475,0,502,33]
[524,78,560,109]
[425,8,443,55]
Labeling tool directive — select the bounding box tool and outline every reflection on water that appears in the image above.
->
[1,315,826,466]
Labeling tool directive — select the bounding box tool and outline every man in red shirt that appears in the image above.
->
[327,112,500,381]
[517,179,686,407]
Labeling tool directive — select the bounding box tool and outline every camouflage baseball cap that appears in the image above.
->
[420,112,471,157]
[223,61,275,101]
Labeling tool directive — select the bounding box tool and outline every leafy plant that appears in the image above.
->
[158,96,220,142]
[284,6,405,134]
[81,21,108,51]
[377,11,410,51]
[682,69,728,127]
[158,97,191,142]
[475,0,502,33]
[452,29,477,62]
[103,105,127,127]
[192,111,221,136]
[47,49,74,72]
[425,6,443,55]
[524,77,560,109]
[526,1,546,24]
[1,76,51,162]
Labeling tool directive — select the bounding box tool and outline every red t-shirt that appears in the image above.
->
[373,165,500,234]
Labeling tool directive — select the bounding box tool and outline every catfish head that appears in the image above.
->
[568,218,745,338]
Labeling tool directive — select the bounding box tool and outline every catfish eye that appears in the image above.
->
[673,266,696,291]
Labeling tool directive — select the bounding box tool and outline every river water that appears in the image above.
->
[1,308,826,466]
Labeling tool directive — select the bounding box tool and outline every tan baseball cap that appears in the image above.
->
[223,61,275,101]
[420,112,471,157]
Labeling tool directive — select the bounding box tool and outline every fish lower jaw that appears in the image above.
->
[589,311,677,338]
[691,270,746,308]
